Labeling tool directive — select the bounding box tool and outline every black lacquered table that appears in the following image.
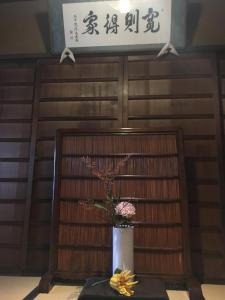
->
[78,277,169,300]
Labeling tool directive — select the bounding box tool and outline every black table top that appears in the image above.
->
[78,277,169,300]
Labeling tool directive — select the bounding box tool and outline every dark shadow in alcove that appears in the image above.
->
[186,2,203,47]
[36,12,51,54]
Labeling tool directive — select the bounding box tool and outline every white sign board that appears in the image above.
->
[62,0,172,48]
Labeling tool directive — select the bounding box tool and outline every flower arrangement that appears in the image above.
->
[80,155,138,296]
[80,155,136,227]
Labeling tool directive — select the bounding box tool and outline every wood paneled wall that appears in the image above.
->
[125,54,225,282]
[0,63,35,273]
[0,53,224,282]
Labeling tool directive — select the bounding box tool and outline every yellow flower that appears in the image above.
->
[110,270,138,297]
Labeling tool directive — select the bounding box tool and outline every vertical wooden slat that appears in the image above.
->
[211,53,225,264]
[49,131,62,274]
[177,129,192,277]
[117,57,124,127]
[21,61,41,271]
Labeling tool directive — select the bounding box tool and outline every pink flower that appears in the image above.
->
[115,202,136,219]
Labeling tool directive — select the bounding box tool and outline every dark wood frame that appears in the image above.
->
[38,127,205,300]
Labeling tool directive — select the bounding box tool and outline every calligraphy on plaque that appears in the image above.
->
[62,0,172,48]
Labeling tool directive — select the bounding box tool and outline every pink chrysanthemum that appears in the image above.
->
[115,202,136,219]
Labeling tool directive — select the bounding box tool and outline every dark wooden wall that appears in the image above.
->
[0,53,225,282]
[0,63,35,273]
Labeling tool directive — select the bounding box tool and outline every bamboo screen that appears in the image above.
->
[53,129,190,280]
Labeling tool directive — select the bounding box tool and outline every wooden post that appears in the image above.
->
[21,61,41,271]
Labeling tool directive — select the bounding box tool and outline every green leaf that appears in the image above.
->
[114,268,122,274]
[91,279,109,287]
[94,203,108,211]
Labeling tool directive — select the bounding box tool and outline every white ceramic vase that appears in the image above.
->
[112,226,134,274]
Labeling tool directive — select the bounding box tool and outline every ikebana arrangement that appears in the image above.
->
[80,155,136,227]
[80,155,138,296]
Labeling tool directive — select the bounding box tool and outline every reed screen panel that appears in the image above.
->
[51,129,190,280]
